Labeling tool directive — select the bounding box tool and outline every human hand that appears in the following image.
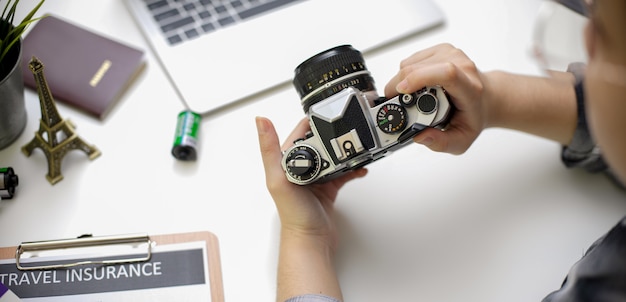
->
[256,116,367,249]
[384,43,487,155]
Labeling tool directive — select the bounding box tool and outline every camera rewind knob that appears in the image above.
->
[283,145,323,184]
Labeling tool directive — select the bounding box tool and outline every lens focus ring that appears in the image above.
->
[293,45,376,113]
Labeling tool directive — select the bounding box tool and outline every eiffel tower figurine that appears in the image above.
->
[22,56,101,185]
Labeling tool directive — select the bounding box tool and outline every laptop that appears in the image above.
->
[123,0,445,114]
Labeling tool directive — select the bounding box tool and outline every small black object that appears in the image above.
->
[0,167,19,199]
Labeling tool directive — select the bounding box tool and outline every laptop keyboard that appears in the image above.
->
[145,0,305,45]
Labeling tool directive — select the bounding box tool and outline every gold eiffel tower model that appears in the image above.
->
[22,56,101,185]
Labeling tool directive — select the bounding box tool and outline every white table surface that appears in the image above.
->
[2,1,625,301]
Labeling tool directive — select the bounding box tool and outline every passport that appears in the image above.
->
[21,15,145,120]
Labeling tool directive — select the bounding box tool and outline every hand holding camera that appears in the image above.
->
[282,45,454,185]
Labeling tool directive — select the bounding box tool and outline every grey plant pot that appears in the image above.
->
[0,39,27,150]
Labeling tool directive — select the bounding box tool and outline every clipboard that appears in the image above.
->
[0,231,224,301]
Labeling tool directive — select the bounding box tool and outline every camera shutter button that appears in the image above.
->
[400,93,416,106]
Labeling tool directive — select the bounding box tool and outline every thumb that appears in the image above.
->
[256,116,286,182]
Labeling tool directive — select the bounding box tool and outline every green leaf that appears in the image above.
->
[0,0,46,69]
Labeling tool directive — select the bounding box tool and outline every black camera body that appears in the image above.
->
[282,45,453,185]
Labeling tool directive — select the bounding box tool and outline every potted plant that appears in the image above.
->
[0,0,45,149]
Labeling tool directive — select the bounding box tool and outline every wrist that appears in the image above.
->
[277,228,342,302]
[479,70,577,144]
[480,70,506,129]
[280,227,337,256]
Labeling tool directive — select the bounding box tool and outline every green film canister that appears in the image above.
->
[172,111,201,161]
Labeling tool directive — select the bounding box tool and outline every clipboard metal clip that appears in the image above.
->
[15,233,152,271]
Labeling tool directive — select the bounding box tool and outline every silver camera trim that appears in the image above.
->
[282,86,451,185]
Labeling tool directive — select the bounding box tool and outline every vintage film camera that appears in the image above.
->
[282,45,454,185]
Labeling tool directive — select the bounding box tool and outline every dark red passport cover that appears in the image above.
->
[21,15,145,120]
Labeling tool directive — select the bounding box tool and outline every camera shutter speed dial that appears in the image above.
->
[283,145,323,185]
[376,103,408,134]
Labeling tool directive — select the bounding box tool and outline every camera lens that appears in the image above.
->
[293,45,376,113]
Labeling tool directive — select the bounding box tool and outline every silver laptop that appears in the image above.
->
[124,0,445,114]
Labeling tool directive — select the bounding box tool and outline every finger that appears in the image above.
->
[412,124,476,155]
[397,43,452,67]
[256,117,288,183]
[384,43,456,97]
[314,168,369,202]
[395,62,480,112]
[332,168,368,189]
[384,72,404,97]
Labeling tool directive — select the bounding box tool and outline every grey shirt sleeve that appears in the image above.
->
[561,63,608,173]
[561,63,624,187]
[542,217,626,302]
[285,294,342,302]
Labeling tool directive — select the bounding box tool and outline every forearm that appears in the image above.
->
[482,70,578,145]
[276,228,343,302]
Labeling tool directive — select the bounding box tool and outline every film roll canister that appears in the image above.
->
[0,167,18,200]
[172,111,201,161]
